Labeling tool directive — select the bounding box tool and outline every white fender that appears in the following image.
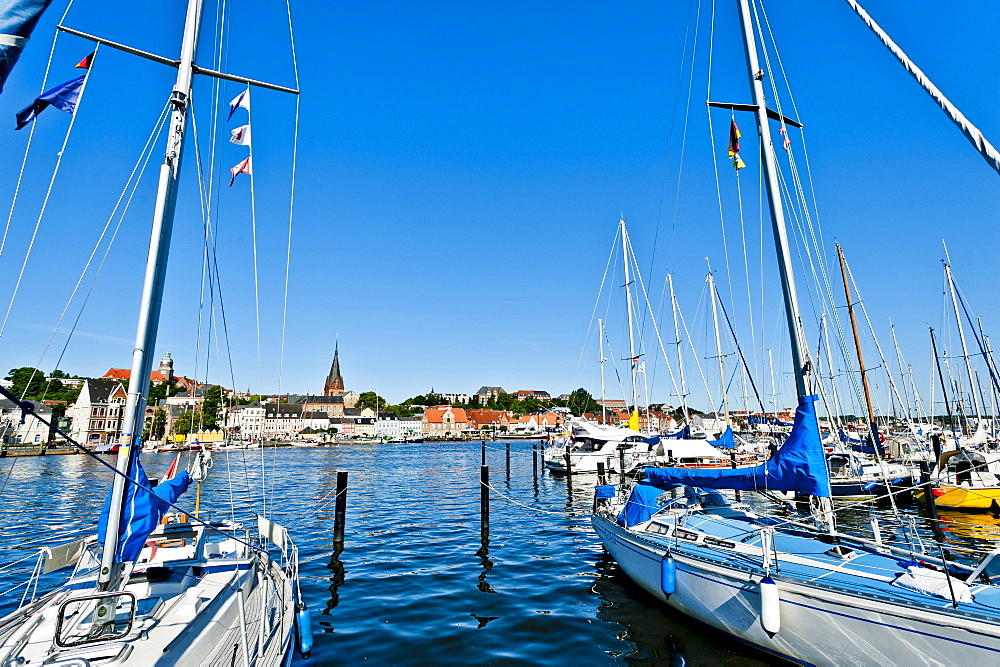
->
[759,575,780,636]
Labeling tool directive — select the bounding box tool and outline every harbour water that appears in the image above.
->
[2,441,999,664]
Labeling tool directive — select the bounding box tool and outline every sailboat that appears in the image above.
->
[0,0,311,663]
[591,0,1000,662]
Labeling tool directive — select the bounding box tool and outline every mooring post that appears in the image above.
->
[505,442,511,476]
[597,461,606,486]
[532,443,538,478]
[480,465,490,534]
[918,460,942,539]
[564,450,573,478]
[333,470,348,546]
[619,448,626,483]
[481,439,486,465]
[729,452,741,502]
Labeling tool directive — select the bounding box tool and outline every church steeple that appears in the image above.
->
[324,342,345,396]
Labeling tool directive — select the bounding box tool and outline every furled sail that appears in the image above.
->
[0,0,54,94]
[642,395,831,498]
[708,425,735,449]
[97,446,191,561]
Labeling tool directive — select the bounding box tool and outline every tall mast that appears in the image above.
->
[620,218,640,416]
[99,0,205,589]
[598,318,607,424]
[668,274,690,425]
[944,261,983,427]
[837,243,881,455]
[736,0,811,398]
[930,327,955,434]
[708,271,730,427]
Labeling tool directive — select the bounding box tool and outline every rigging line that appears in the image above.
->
[683,280,718,414]
[576,227,621,370]
[0,45,99,340]
[663,0,703,274]
[646,0,698,290]
[714,281,766,413]
[626,232,683,411]
[190,107,212,436]
[0,0,75,263]
[277,0,300,395]
[28,99,171,404]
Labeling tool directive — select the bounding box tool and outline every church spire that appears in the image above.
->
[324,342,344,396]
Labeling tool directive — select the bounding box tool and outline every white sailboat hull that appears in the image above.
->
[593,514,1000,665]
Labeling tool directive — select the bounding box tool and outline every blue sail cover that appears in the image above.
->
[708,425,736,449]
[643,395,831,498]
[0,0,53,94]
[662,425,691,440]
[839,428,880,456]
[97,446,192,561]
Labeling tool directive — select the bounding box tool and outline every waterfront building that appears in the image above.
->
[422,406,470,438]
[508,410,560,433]
[102,352,197,391]
[69,379,126,446]
[466,409,513,431]
[376,413,403,439]
[401,416,423,438]
[510,390,551,401]
[0,399,55,445]
[264,403,304,439]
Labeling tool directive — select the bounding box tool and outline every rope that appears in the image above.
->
[0,44,99,339]
[482,481,573,516]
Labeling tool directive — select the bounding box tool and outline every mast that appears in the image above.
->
[620,218,640,418]
[930,328,955,435]
[736,0,811,398]
[599,318,607,424]
[668,274,690,425]
[99,0,204,589]
[944,261,983,427]
[708,271,730,427]
[836,243,881,455]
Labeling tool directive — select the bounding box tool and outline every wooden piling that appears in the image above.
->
[729,452,741,502]
[564,450,573,478]
[532,443,538,478]
[597,461,606,486]
[480,465,490,534]
[619,448,626,483]
[333,470,348,545]
[481,440,486,466]
[505,442,511,476]
[919,460,942,538]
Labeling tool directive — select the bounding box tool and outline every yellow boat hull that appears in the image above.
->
[916,484,1000,510]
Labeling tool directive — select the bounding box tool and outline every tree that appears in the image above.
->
[150,408,166,440]
[173,410,200,436]
[202,385,223,429]
[5,367,47,400]
[358,391,386,411]
[567,388,600,417]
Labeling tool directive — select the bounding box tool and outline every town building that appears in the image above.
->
[439,392,470,405]
[422,406,470,438]
[102,352,197,391]
[473,386,505,405]
[511,390,552,401]
[70,379,127,446]
[466,409,513,432]
[0,399,56,445]
[508,411,560,433]
[324,343,345,397]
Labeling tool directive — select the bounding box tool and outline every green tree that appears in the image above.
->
[5,367,47,400]
[150,408,166,439]
[358,391,387,411]
[567,388,600,417]
[173,410,200,436]
[202,385,223,429]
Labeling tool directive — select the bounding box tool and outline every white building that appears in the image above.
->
[69,379,127,446]
[376,413,403,439]
[1,399,56,445]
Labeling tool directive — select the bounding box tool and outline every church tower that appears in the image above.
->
[324,343,345,396]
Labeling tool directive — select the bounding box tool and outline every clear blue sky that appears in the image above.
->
[0,0,997,413]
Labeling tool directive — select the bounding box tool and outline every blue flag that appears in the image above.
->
[97,447,192,562]
[0,0,55,94]
[15,73,85,129]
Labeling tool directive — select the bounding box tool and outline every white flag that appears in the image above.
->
[227,89,250,121]
[230,124,251,146]
[637,362,646,373]
[229,157,251,187]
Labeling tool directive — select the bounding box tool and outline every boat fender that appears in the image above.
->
[759,575,780,637]
[660,553,676,598]
[295,604,313,658]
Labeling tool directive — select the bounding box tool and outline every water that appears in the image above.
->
[1,442,999,665]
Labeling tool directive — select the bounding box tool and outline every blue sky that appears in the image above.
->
[0,0,997,413]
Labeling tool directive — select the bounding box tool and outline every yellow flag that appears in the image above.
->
[627,411,639,431]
